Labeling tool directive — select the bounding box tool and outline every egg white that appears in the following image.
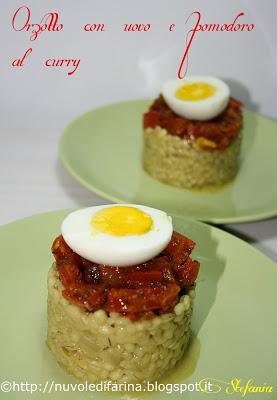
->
[61,204,173,267]
[162,76,230,121]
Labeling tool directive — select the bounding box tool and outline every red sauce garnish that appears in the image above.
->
[51,232,200,320]
[144,95,243,150]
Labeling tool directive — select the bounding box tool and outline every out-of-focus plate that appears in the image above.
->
[0,210,276,399]
[59,100,277,223]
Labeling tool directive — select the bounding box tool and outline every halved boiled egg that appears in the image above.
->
[61,204,173,267]
[162,76,230,121]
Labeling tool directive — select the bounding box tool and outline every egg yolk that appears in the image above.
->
[91,206,153,236]
[176,82,215,101]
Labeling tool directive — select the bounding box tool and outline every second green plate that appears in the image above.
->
[60,100,277,223]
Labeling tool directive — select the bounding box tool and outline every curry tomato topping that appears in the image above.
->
[51,231,200,320]
[144,95,243,150]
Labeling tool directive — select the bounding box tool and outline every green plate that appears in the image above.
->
[60,100,277,224]
[0,210,276,399]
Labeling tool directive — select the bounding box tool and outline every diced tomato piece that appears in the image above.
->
[130,270,163,282]
[62,284,106,311]
[99,265,126,288]
[52,235,80,266]
[52,235,73,257]
[161,266,176,283]
[57,264,81,288]
[82,260,101,284]
[153,257,176,282]
[106,284,180,313]
[165,118,187,137]
[143,111,159,128]
[165,231,196,270]
[174,257,200,288]
[137,255,167,271]
[122,270,163,287]
[137,256,175,283]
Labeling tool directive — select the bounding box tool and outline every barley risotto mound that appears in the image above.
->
[47,264,195,384]
[144,127,241,189]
